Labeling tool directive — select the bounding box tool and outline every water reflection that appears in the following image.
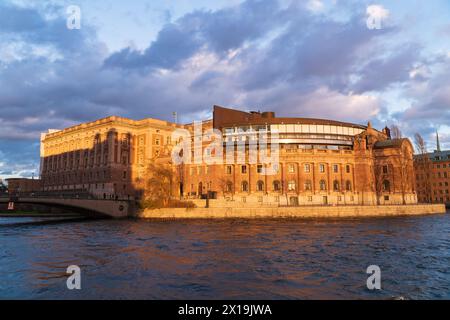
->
[0,213,449,299]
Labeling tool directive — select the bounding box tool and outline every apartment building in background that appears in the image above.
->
[414,133,450,206]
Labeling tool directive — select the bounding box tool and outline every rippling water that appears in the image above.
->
[1,212,449,300]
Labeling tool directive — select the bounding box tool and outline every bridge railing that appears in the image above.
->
[2,191,137,202]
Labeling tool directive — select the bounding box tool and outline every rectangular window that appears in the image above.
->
[333,164,339,173]
[304,164,310,173]
[319,164,325,173]
[288,180,296,191]
[288,164,295,173]
[241,165,247,174]
[257,165,263,173]
[346,165,351,173]
[226,165,232,174]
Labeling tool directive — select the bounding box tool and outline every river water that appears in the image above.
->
[1,212,449,300]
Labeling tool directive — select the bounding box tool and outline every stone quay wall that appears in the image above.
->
[140,204,446,219]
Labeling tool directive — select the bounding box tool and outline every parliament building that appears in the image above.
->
[40,105,417,206]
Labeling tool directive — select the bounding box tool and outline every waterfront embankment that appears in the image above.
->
[140,204,446,219]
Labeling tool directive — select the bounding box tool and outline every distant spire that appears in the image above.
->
[436,130,441,152]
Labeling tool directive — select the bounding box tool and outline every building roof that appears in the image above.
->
[422,150,450,161]
[374,139,405,149]
[212,105,367,130]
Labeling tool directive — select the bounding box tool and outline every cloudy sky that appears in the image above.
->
[0,0,449,178]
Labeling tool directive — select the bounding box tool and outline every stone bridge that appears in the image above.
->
[0,197,136,218]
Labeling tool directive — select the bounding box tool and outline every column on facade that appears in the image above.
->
[312,163,316,194]
[264,163,268,194]
[117,132,122,165]
[108,132,115,165]
[248,163,251,194]
[327,163,331,194]
[233,164,236,196]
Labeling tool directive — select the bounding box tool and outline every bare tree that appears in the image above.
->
[391,125,403,139]
[414,133,432,203]
[218,177,227,198]
[141,161,176,208]
[374,164,389,205]
[395,141,413,205]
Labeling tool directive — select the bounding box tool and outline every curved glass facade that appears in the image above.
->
[223,123,365,148]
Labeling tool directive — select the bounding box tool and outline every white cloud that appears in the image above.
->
[298,86,382,121]
[409,65,430,80]
[306,0,324,13]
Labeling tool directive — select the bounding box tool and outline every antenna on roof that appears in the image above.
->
[172,112,178,124]
[436,130,441,152]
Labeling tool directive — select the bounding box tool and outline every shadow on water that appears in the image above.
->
[0,216,108,228]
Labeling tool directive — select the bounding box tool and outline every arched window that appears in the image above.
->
[346,180,352,191]
[382,180,390,192]
[304,180,312,191]
[320,180,327,191]
[257,180,264,192]
[273,180,281,192]
[241,181,249,192]
[333,180,340,192]
[226,181,233,193]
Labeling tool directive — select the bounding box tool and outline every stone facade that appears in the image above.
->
[40,105,418,206]
[40,116,180,199]
[181,106,417,206]
[141,204,445,219]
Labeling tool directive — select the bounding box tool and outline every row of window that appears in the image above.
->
[220,180,354,192]
[222,164,353,175]
[188,164,354,176]
[417,172,449,179]
[223,124,363,136]
[43,170,128,185]
[236,195,357,204]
